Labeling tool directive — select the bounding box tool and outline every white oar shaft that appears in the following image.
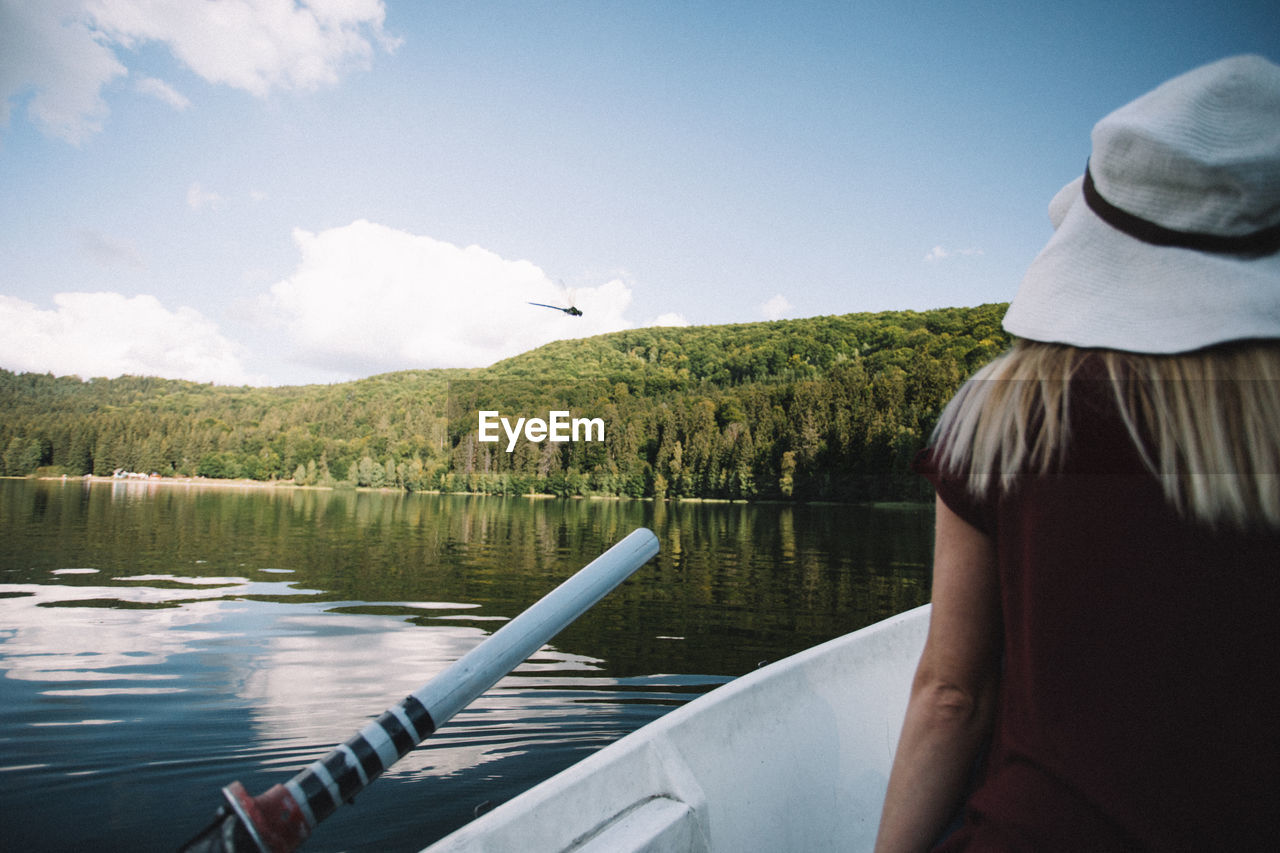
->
[413,527,659,722]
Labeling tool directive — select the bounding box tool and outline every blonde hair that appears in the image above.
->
[932,340,1280,530]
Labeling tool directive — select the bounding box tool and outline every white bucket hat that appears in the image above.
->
[1003,55,1280,353]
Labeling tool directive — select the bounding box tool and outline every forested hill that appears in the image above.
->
[0,304,1010,502]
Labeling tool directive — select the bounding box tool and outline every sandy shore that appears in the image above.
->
[43,474,331,491]
[41,475,485,497]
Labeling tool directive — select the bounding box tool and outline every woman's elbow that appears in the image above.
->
[910,677,992,733]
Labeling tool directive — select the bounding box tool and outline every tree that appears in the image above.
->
[779,451,796,498]
[3,436,41,475]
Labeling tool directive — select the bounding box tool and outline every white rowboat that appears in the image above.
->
[422,604,929,852]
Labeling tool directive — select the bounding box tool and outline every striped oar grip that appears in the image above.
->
[286,695,436,826]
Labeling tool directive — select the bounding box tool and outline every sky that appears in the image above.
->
[1,1,1276,387]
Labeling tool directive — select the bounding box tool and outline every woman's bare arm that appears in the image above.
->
[873,496,1002,852]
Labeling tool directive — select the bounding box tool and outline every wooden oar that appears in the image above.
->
[179,528,660,853]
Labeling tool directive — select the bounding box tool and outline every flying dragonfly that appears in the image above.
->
[529,280,583,316]
[528,302,583,316]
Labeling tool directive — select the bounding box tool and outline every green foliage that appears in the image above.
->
[0,304,1010,501]
[2,435,43,476]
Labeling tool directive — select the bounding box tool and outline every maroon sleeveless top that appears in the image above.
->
[916,369,1279,851]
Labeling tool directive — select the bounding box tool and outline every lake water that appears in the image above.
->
[0,478,932,851]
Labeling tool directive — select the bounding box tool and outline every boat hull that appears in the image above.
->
[423,604,929,852]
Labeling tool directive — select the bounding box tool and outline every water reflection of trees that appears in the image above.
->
[4,480,931,676]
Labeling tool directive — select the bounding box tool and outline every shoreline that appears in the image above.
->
[33,473,353,492]
[22,475,926,508]
[31,474,576,499]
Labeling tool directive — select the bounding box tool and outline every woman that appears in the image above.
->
[875,55,1280,851]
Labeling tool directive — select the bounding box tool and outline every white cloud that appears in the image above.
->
[650,312,689,327]
[135,75,189,109]
[0,292,259,385]
[264,220,635,374]
[87,0,399,96]
[924,245,984,263]
[186,182,223,210]
[0,0,127,143]
[760,294,792,321]
[0,0,397,142]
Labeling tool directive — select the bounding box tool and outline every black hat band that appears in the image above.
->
[1083,163,1280,256]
